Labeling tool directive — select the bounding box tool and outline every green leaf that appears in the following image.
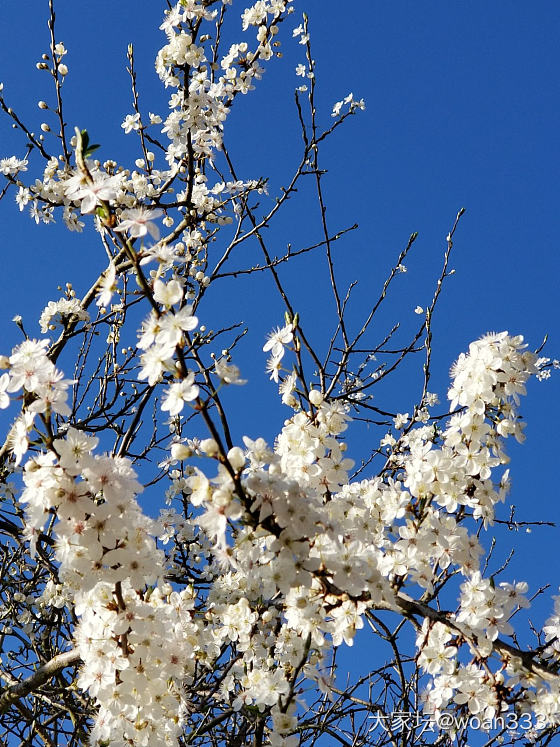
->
[78,129,100,158]
[84,143,100,158]
[95,204,109,220]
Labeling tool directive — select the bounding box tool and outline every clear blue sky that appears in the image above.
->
[1,0,559,708]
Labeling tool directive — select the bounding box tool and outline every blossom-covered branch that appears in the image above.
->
[0,1,558,746]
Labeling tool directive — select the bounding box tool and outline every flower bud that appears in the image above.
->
[171,443,193,461]
[200,438,219,456]
[227,446,245,472]
[309,389,323,406]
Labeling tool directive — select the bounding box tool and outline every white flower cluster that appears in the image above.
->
[0,339,73,463]
[1,1,558,743]
[156,0,288,162]
[39,297,90,333]
[398,333,560,726]
[263,323,293,382]
[1,319,555,740]
[401,332,536,528]
[0,0,292,319]
[19,427,201,747]
[448,331,536,417]
[457,573,529,649]
[137,278,199,392]
[0,155,27,175]
[331,92,366,118]
[96,325,556,739]
[417,578,531,719]
[64,167,124,215]
[37,579,73,609]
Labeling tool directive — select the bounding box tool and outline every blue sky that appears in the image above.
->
[0,0,559,729]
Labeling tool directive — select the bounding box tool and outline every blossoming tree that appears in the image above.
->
[0,2,559,746]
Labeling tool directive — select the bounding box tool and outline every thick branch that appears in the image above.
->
[0,649,81,715]
[381,592,560,684]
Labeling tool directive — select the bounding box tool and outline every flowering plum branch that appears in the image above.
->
[0,2,558,747]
